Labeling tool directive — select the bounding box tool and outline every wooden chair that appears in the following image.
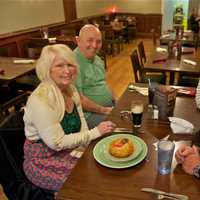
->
[178,74,199,87]
[130,49,143,83]
[0,91,28,122]
[137,41,166,84]
[130,49,166,84]
[0,111,54,200]
[102,27,121,55]
[137,41,147,66]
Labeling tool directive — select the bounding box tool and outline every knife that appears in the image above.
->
[141,188,189,200]
[113,128,133,133]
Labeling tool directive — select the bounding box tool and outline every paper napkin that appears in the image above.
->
[128,85,148,96]
[70,145,87,158]
[161,34,170,38]
[183,59,197,66]
[156,47,167,53]
[169,117,194,134]
[48,37,57,43]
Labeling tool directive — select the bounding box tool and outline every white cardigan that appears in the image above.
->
[23,81,101,151]
[196,80,200,109]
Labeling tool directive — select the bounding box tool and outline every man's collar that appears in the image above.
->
[76,47,95,63]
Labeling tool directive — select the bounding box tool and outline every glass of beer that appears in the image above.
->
[131,102,144,128]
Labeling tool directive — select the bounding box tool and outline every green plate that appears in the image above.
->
[93,134,148,169]
[103,134,143,162]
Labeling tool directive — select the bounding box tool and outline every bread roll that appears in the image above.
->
[109,138,134,158]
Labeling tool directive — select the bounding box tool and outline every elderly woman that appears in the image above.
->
[23,44,116,193]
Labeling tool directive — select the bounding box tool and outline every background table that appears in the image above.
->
[0,57,35,81]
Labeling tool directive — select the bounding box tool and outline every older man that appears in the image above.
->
[74,24,114,128]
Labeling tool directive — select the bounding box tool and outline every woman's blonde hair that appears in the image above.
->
[36,44,77,81]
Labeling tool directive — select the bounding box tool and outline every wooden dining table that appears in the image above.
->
[160,31,194,47]
[57,84,200,200]
[144,48,200,85]
[0,56,35,82]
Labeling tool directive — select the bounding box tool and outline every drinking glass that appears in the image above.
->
[131,102,144,128]
[157,140,175,175]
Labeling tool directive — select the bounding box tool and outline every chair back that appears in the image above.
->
[130,49,143,83]
[0,111,25,170]
[0,92,28,122]
[0,111,54,199]
[138,41,147,65]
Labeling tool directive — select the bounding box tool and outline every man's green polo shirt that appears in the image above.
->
[74,48,113,117]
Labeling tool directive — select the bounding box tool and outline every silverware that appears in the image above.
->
[141,188,189,200]
[157,194,179,200]
[113,128,133,133]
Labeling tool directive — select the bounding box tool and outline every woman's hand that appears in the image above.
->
[97,121,116,135]
[182,146,200,175]
[175,145,195,164]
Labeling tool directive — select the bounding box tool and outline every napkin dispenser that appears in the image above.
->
[153,85,177,120]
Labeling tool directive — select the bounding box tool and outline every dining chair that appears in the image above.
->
[130,49,143,83]
[102,27,122,55]
[178,74,199,87]
[137,41,166,84]
[0,111,54,200]
[137,41,147,66]
[0,91,28,122]
[130,49,166,84]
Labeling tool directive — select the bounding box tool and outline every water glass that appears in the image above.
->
[157,140,175,175]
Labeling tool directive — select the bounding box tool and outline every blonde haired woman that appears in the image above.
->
[23,44,116,193]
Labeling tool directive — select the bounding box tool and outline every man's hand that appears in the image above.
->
[182,146,200,175]
[175,145,195,164]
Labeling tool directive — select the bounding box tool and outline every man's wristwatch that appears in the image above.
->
[193,164,200,178]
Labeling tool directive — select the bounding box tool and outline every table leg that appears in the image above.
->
[165,72,170,85]
[174,72,180,85]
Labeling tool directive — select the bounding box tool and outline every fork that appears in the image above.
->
[157,194,179,200]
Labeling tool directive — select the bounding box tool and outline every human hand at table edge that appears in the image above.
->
[97,121,116,135]
[175,145,196,164]
[182,146,200,176]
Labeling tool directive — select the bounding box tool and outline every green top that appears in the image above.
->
[60,104,81,134]
[74,47,113,118]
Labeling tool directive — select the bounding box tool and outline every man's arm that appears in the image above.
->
[80,94,113,115]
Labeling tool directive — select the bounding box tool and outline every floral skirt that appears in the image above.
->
[23,139,78,191]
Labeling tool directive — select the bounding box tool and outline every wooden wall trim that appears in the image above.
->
[0,12,162,57]
[0,22,65,40]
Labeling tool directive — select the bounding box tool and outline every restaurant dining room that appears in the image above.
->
[1,0,200,199]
